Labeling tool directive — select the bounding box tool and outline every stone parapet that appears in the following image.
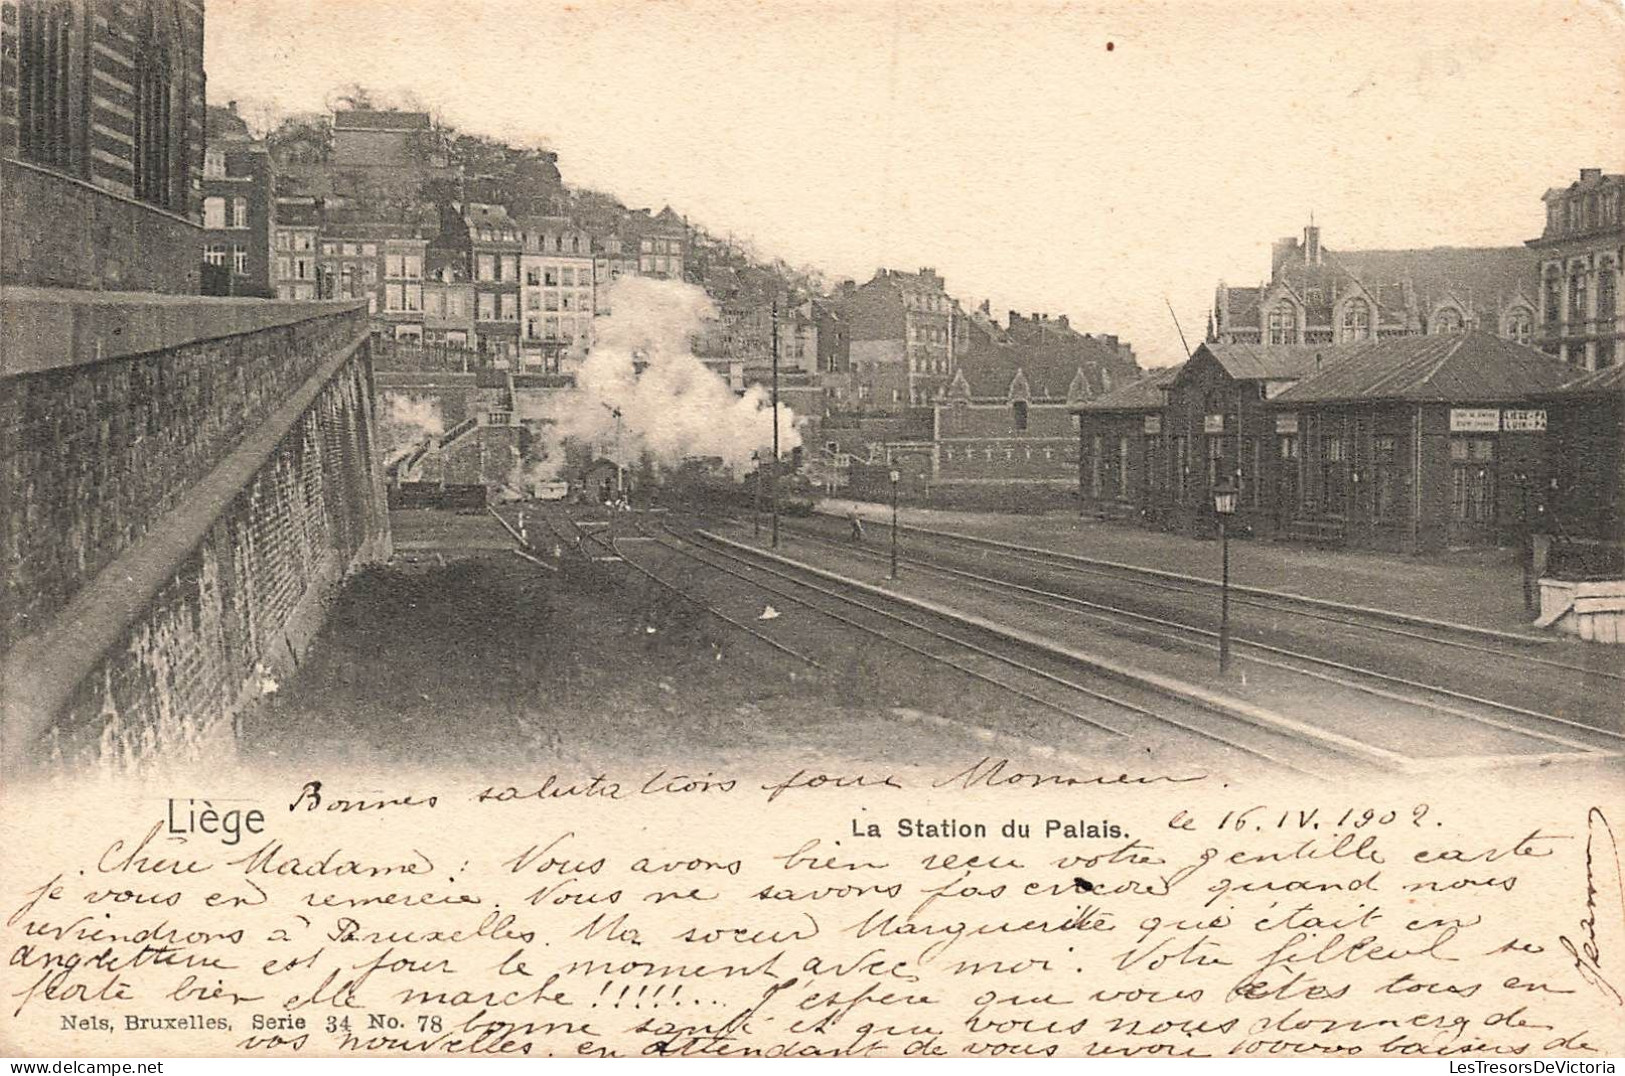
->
[1,296,370,653]
[1,310,389,773]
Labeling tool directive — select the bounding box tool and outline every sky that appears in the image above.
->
[207,0,1625,368]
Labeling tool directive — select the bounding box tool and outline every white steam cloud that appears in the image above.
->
[379,394,446,470]
[535,277,798,473]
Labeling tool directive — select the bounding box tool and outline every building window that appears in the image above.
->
[1206,434,1227,492]
[1340,298,1371,342]
[132,5,176,209]
[1598,260,1617,326]
[232,245,247,275]
[1268,302,1297,345]
[204,243,228,266]
[478,293,497,321]
[1372,436,1399,522]
[1506,309,1533,345]
[1449,438,1495,527]
[1012,400,1029,431]
[1118,436,1131,499]
[526,268,542,287]
[477,255,496,282]
[500,293,518,320]
[203,197,227,230]
[230,197,249,228]
[1545,268,1562,328]
[1319,428,1348,515]
[1569,265,1588,328]
[16,0,74,170]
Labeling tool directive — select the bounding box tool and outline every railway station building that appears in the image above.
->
[1533,363,1624,570]
[1075,333,1581,554]
[1263,333,1572,552]
[1071,365,1182,522]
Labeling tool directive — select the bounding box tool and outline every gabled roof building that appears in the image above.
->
[1213,223,1539,350]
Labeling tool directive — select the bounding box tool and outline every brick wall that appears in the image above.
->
[42,355,389,769]
[2,298,389,772]
[2,308,363,652]
[2,158,204,293]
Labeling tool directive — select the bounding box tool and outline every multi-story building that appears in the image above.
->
[842,268,957,409]
[518,216,595,371]
[422,247,475,350]
[2,0,206,293]
[381,236,428,343]
[592,232,636,317]
[317,205,436,335]
[464,202,522,364]
[634,206,687,280]
[271,195,320,300]
[316,220,380,310]
[331,108,437,171]
[1528,168,1624,371]
[1212,223,1539,349]
[200,126,273,297]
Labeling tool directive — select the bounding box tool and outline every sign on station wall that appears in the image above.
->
[1275,414,1299,434]
[1143,415,1162,434]
[1447,408,1549,433]
[1449,408,1501,432]
[1204,414,1226,433]
[1502,409,1548,432]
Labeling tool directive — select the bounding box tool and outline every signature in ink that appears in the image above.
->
[1557,807,1624,1006]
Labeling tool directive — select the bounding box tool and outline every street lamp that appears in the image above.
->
[751,450,762,538]
[889,469,901,581]
[1211,477,1239,673]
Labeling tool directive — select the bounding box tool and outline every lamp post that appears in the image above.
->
[770,299,781,550]
[1211,478,1239,673]
[889,469,901,581]
[752,450,762,539]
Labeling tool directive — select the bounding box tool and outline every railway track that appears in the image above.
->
[607,520,1423,779]
[497,505,1616,777]
[756,515,1624,758]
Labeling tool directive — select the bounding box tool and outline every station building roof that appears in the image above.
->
[1269,331,1571,406]
[1072,363,1183,412]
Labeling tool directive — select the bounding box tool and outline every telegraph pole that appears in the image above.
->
[770,297,781,549]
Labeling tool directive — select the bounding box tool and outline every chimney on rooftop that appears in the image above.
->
[1057,315,1069,330]
[1580,168,1602,182]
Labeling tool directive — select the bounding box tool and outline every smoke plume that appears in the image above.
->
[534,277,799,472]
[379,394,446,468]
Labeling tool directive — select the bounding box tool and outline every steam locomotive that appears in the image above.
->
[660,459,819,518]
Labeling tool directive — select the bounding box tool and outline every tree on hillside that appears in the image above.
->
[326,83,377,112]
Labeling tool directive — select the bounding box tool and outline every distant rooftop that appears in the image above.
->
[333,109,433,131]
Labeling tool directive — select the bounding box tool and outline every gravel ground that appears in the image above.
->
[238,538,997,776]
